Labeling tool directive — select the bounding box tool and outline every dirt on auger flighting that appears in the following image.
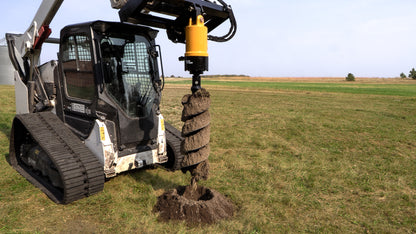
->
[154,89,235,224]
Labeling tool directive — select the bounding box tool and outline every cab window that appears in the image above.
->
[61,35,95,101]
[101,35,157,118]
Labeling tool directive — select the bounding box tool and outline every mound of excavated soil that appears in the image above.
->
[154,185,234,224]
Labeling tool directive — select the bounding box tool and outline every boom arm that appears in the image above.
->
[16,0,63,57]
[112,0,237,44]
[7,0,63,82]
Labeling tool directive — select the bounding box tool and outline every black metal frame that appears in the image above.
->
[118,0,236,43]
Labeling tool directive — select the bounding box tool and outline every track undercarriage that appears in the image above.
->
[9,112,105,204]
[8,111,187,204]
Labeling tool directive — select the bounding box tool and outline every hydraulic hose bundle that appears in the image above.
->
[117,0,237,44]
[207,0,237,43]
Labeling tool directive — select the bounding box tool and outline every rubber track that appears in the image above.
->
[165,122,184,171]
[9,112,104,204]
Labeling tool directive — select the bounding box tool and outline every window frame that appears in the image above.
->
[61,34,96,103]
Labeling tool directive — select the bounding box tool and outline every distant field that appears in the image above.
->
[1,79,415,233]
[172,76,414,83]
[166,77,416,97]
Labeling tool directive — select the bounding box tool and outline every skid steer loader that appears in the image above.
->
[5,0,236,204]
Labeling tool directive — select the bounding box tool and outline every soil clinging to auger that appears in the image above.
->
[181,145,210,168]
[181,89,211,121]
[182,111,211,135]
[181,125,211,152]
[153,184,234,224]
[185,160,210,182]
[180,88,211,176]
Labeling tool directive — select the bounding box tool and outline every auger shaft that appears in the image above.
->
[192,74,202,94]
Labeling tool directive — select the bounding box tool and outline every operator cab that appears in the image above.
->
[55,21,162,153]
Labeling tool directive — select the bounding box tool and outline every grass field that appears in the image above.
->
[1,78,415,233]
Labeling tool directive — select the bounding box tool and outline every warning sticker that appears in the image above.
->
[160,119,165,132]
[100,126,106,141]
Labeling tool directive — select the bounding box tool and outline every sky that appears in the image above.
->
[1,0,416,78]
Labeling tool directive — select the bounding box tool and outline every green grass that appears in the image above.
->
[166,79,416,97]
[1,81,415,233]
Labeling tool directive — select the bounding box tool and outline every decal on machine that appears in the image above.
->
[70,103,92,115]
[71,103,85,113]
[99,126,106,141]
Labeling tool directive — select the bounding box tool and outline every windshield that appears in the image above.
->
[101,35,157,118]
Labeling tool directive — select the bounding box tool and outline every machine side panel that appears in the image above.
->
[14,71,30,114]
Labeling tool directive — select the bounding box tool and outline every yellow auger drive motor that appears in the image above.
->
[184,15,209,92]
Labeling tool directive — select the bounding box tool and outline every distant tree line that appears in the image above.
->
[400,68,416,80]
[345,68,416,81]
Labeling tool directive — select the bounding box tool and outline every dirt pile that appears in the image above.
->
[154,185,234,224]
[154,88,234,224]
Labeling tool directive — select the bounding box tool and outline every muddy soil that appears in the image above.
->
[154,184,234,224]
[181,89,211,120]
[181,125,211,152]
[186,160,210,181]
[181,88,211,171]
[182,111,211,135]
[181,145,210,168]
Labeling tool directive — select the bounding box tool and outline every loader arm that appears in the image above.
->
[112,0,237,44]
[7,0,63,82]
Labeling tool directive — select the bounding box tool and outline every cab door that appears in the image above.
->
[59,34,97,138]
[99,34,159,147]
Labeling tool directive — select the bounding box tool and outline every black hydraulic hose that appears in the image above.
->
[6,37,25,80]
[208,0,237,42]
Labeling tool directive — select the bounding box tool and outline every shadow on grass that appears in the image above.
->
[1,125,11,165]
[0,124,11,140]
[4,153,10,165]
[128,168,182,191]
